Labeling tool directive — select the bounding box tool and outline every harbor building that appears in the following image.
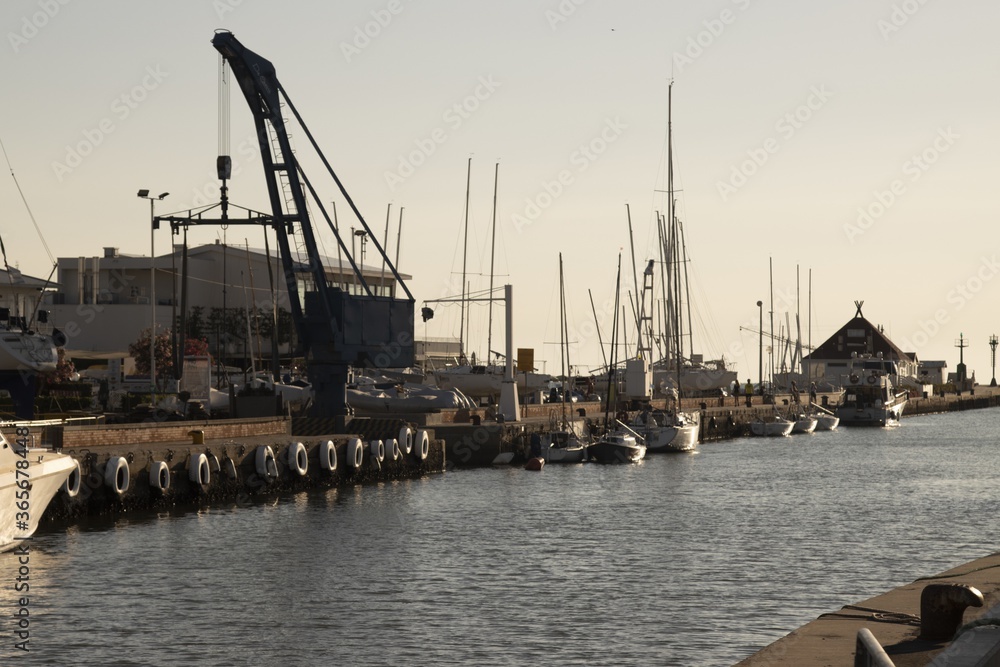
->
[0,266,57,328]
[802,306,919,387]
[43,243,410,373]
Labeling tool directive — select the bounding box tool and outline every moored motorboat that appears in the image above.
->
[835,364,907,427]
[750,415,794,437]
[0,428,76,552]
[587,433,646,464]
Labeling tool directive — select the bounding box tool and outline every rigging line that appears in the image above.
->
[0,136,55,267]
[154,267,276,292]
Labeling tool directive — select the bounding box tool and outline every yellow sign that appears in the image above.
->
[517,348,534,373]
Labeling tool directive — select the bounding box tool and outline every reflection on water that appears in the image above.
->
[3,410,1000,666]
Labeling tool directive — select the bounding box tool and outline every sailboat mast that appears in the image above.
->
[626,203,640,343]
[666,80,684,396]
[679,218,694,361]
[460,157,471,362]
[808,268,812,372]
[559,252,567,421]
[656,212,670,361]
[487,161,499,361]
[672,214,683,394]
[588,288,608,369]
[769,256,775,386]
[394,206,404,276]
[379,203,391,293]
[795,265,803,374]
[605,253,623,424]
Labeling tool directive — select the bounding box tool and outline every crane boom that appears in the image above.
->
[212,30,414,423]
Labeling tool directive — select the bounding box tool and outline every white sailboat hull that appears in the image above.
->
[791,417,818,434]
[431,366,552,398]
[644,424,699,452]
[0,330,58,374]
[750,420,794,437]
[815,414,839,430]
[654,367,738,393]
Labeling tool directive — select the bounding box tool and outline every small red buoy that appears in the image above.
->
[524,457,545,471]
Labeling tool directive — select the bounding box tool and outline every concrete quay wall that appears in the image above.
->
[31,417,445,523]
[423,389,1000,466]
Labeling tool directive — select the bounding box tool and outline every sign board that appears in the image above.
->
[181,356,212,405]
[517,348,534,373]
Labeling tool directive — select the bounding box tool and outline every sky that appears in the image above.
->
[2,0,998,380]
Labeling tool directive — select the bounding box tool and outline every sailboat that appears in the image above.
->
[426,160,552,399]
[649,82,736,396]
[588,254,646,464]
[625,218,700,453]
[0,146,61,418]
[0,308,57,373]
[542,253,586,463]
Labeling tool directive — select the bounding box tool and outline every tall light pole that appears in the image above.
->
[990,334,998,387]
[138,189,169,404]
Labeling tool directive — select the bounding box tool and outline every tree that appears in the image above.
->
[39,348,77,394]
[129,328,209,384]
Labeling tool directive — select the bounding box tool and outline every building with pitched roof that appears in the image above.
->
[801,302,918,387]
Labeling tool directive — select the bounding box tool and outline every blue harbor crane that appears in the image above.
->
[160,31,414,427]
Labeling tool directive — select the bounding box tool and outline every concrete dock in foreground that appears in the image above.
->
[735,551,1000,666]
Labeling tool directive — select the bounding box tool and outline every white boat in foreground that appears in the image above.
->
[0,429,76,552]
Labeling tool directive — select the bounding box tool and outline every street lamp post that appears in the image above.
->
[990,334,998,387]
[137,189,169,404]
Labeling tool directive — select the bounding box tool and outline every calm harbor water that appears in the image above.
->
[6,408,1000,666]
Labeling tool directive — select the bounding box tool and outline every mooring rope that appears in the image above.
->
[817,604,920,626]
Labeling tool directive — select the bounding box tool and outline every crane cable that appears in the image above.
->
[0,136,55,268]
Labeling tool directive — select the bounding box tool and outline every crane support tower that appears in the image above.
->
[211,30,414,422]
